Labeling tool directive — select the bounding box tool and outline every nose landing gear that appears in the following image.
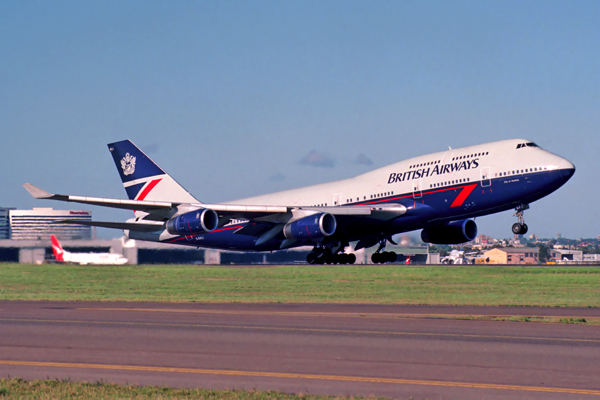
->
[512,204,530,235]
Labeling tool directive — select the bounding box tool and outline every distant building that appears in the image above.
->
[0,208,14,239]
[474,235,496,247]
[550,249,583,262]
[483,247,539,265]
[584,254,600,263]
[8,208,92,240]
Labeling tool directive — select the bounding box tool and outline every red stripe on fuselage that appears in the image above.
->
[450,184,478,208]
[356,186,460,206]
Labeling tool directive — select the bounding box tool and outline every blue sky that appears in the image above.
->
[1,0,598,239]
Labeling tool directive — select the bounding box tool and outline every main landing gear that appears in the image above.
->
[306,247,356,265]
[512,204,530,235]
[371,239,397,264]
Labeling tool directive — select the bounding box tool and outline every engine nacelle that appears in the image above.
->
[166,208,219,235]
[421,219,478,244]
[283,213,337,240]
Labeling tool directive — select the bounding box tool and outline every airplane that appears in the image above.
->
[24,138,574,265]
[50,234,128,265]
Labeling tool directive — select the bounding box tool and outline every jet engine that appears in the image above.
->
[166,208,219,235]
[283,212,337,240]
[421,219,477,245]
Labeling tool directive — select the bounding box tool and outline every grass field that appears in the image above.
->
[0,378,376,400]
[0,263,599,307]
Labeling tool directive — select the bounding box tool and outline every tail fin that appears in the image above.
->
[50,235,65,262]
[107,140,200,205]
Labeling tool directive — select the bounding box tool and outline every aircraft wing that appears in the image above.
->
[23,183,396,217]
[23,183,290,218]
[23,183,174,213]
[24,183,405,234]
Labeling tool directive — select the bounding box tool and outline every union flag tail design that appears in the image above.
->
[50,235,65,262]
[107,141,200,213]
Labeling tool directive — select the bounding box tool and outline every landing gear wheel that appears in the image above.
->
[371,253,381,264]
[307,252,317,264]
[316,248,332,264]
[337,254,348,264]
[325,253,337,264]
[348,254,356,264]
[512,223,523,235]
[512,204,530,235]
[512,222,529,235]
[372,252,397,264]
[386,251,397,263]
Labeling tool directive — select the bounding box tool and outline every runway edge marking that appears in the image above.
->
[79,307,600,322]
[1,360,599,396]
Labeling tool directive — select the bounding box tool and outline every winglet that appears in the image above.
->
[23,183,53,199]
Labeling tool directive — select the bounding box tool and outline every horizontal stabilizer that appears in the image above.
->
[55,219,165,232]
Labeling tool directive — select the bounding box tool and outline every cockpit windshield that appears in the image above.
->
[516,142,540,149]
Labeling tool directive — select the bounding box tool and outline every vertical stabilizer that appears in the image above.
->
[107,141,200,210]
[50,235,65,262]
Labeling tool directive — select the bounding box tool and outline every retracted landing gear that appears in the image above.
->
[512,204,530,235]
[371,239,397,264]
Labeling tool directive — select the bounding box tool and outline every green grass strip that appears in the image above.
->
[0,378,385,400]
[0,264,599,307]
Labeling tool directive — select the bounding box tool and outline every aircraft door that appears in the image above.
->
[481,167,491,187]
[412,179,422,199]
[332,192,342,206]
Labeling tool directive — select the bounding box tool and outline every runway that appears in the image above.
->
[1,301,599,399]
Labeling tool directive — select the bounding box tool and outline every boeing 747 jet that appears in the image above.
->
[25,139,574,264]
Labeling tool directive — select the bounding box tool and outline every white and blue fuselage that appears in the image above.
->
[25,138,575,263]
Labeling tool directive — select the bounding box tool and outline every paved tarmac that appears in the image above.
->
[1,301,599,399]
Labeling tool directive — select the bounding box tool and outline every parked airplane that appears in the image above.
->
[25,139,574,265]
[50,234,128,265]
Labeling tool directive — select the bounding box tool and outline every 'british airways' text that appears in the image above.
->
[388,159,480,184]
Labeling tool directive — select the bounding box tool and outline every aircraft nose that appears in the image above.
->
[557,158,575,181]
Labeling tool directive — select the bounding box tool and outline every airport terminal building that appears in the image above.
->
[0,207,92,240]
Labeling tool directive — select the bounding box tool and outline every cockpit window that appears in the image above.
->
[517,142,540,149]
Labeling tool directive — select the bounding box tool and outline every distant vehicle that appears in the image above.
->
[26,138,574,265]
[441,250,470,265]
[441,250,489,265]
[50,235,128,265]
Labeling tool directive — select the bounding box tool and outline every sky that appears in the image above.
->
[1,0,599,240]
